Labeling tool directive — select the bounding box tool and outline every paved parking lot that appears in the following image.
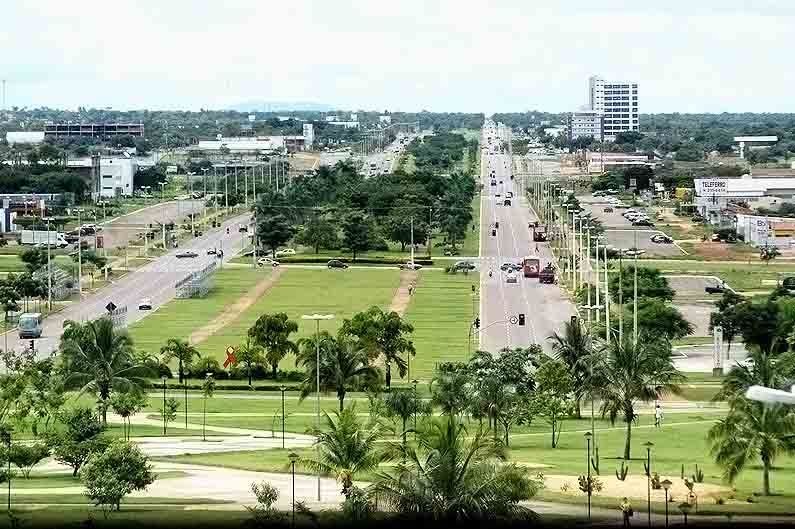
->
[665,276,727,337]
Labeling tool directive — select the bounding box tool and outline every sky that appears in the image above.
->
[3,0,795,114]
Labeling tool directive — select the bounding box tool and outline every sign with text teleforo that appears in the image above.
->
[697,179,729,197]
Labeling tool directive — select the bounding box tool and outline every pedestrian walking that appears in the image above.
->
[408,284,414,296]
[655,403,664,428]
[620,497,633,527]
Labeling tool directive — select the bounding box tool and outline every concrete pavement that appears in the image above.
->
[5,210,252,357]
[478,120,575,353]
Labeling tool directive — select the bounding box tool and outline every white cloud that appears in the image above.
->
[2,0,795,111]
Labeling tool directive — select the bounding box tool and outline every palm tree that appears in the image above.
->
[373,416,540,521]
[429,365,472,416]
[598,335,683,460]
[248,313,299,378]
[708,396,795,495]
[236,337,265,386]
[383,389,422,449]
[340,306,415,388]
[160,338,201,384]
[298,404,384,498]
[60,318,151,425]
[549,320,592,418]
[296,333,380,411]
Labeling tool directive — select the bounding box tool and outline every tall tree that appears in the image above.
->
[247,313,299,378]
[341,210,374,261]
[298,405,384,498]
[340,306,415,388]
[59,318,151,425]
[296,333,380,411]
[296,214,338,254]
[530,359,574,448]
[235,337,265,386]
[598,335,683,460]
[383,389,424,449]
[609,266,675,303]
[160,338,201,384]
[256,214,296,258]
[709,397,795,496]
[549,320,591,418]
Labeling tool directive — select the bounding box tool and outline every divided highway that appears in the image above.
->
[478,121,575,353]
[6,212,252,357]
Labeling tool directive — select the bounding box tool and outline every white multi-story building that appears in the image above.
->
[569,109,603,142]
[588,76,639,141]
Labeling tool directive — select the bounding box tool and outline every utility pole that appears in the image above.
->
[633,228,639,346]
[77,209,83,297]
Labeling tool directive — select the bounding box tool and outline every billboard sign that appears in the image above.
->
[696,179,729,197]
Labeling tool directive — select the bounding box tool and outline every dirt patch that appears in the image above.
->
[189,268,284,345]
[545,474,728,503]
[389,270,419,316]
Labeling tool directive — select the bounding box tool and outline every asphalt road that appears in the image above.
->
[7,211,252,357]
[100,199,205,249]
[478,121,575,353]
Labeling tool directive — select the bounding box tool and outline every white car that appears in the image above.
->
[622,248,646,257]
[257,257,280,267]
[399,262,423,271]
[275,248,296,257]
[138,298,153,310]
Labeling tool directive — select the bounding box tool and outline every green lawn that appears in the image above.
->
[9,471,187,490]
[639,260,795,292]
[128,267,268,352]
[403,270,478,381]
[196,268,400,360]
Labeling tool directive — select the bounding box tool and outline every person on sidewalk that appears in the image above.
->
[620,497,633,527]
[408,284,414,296]
[655,403,664,428]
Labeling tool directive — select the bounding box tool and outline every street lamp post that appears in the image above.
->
[161,375,168,435]
[76,208,83,297]
[301,313,334,502]
[280,385,287,449]
[412,379,419,432]
[584,431,592,521]
[2,427,11,512]
[288,452,299,527]
[662,479,673,527]
[644,441,654,528]
[43,216,53,310]
[158,181,167,249]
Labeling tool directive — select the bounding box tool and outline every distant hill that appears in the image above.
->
[227,100,335,112]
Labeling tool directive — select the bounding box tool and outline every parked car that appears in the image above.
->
[207,248,218,255]
[490,180,497,186]
[603,207,614,213]
[650,234,673,244]
[622,248,646,257]
[257,257,280,267]
[399,262,423,271]
[138,298,152,311]
[503,199,512,206]
[275,248,296,257]
[705,283,726,294]
[327,259,349,269]
[176,251,198,258]
[632,219,655,227]
[453,261,476,271]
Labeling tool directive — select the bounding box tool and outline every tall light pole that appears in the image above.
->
[76,208,83,298]
[43,216,53,310]
[158,181,167,249]
[644,441,654,528]
[301,313,334,502]
[584,431,592,521]
[280,385,287,449]
[633,228,639,346]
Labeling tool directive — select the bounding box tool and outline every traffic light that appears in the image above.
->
[495,221,500,229]
[29,340,35,352]
[474,317,480,329]
[471,284,476,293]
[491,229,496,236]
[518,314,525,326]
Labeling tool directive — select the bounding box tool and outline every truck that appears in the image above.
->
[20,230,69,248]
[539,263,556,284]
[532,225,547,242]
[522,255,540,278]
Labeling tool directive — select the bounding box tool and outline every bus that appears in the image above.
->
[523,256,540,278]
[18,313,43,339]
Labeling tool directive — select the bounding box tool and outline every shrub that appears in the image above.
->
[692,464,704,483]
[9,443,50,478]
[715,497,725,505]
[651,472,662,490]
[80,440,155,516]
[342,486,374,521]
[577,475,603,494]
[247,481,284,524]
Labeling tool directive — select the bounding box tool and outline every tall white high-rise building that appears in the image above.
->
[588,76,639,141]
